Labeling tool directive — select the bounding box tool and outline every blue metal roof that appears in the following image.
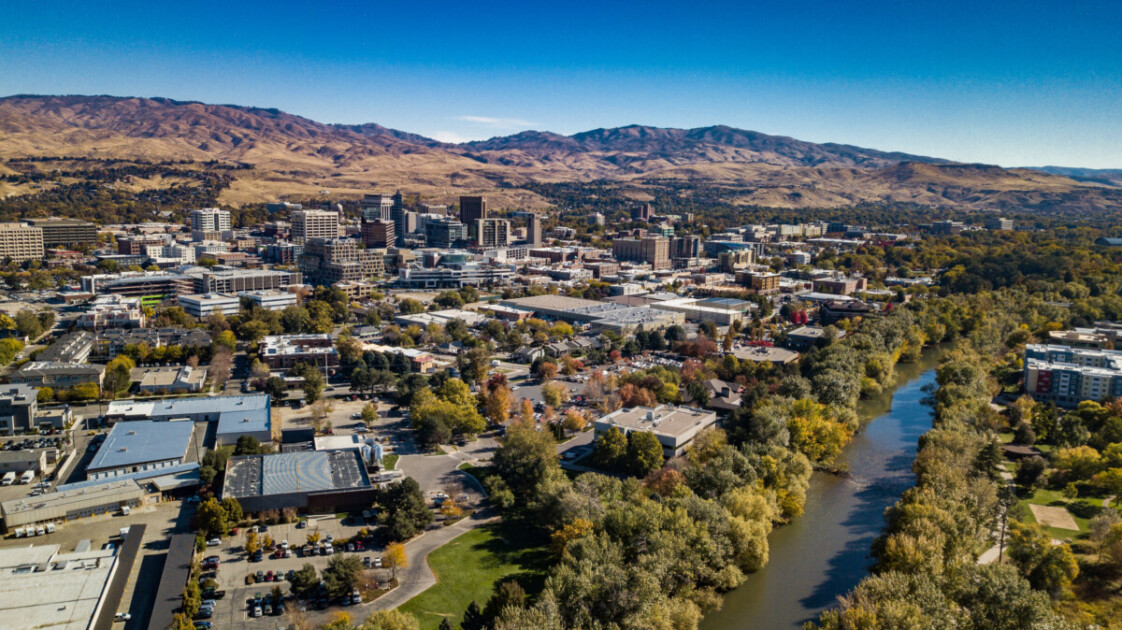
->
[87,420,196,472]
[56,463,200,492]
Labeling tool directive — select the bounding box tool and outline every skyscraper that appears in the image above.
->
[362,219,395,248]
[475,218,511,248]
[528,214,543,247]
[191,208,231,239]
[292,210,340,244]
[630,203,652,222]
[459,196,487,227]
[360,194,394,222]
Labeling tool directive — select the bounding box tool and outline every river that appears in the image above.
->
[701,351,941,630]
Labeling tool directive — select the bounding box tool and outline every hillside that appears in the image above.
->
[0,94,1119,212]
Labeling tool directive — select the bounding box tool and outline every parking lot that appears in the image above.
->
[199,515,401,629]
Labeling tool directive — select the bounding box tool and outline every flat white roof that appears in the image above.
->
[0,544,119,630]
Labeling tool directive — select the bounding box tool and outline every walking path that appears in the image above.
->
[369,508,497,610]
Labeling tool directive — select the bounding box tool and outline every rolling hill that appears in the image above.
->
[0,94,1119,212]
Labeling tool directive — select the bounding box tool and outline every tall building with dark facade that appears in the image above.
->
[475,218,511,248]
[459,196,487,228]
[362,219,395,248]
[425,218,468,249]
[360,194,394,222]
[630,203,652,222]
[528,214,543,247]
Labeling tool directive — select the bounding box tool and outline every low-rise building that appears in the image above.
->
[132,366,208,394]
[1024,344,1122,407]
[8,362,104,390]
[241,289,297,311]
[259,334,339,371]
[75,295,146,329]
[594,404,718,458]
[0,384,39,435]
[222,450,377,513]
[37,331,94,363]
[86,420,195,480]
[178,293,241,318]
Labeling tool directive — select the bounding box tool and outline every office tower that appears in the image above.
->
[391,193,412,246]
[528,214,543,247]
[300,238,386,285]
[291,210,340,244]
[612,236,670,270]
[475,218,512,248]
[425,218,468,248]
[0,223,45,263]
[630,203,652,222]
[362,219,395,248]
[459,196,487,227]
[671,235,702,259]
[360,194,395,222]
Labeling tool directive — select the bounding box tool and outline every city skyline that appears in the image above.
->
[1,1,1120,168]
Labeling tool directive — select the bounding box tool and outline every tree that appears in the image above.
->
[361,402,378,427]
[484,382,513,426]
[1007,521,1079,595]
[214,330,237,352]
[562,409,586,433]
[245,530,260,555]
[220,497,243,525]
[264,376,288,401]
[380,478,434,541]
[104,355,136,395]
[490,422,562,505]
[235,435,262,456]
[535,360,559,381]
[360,610,420,630]
[415,414,452,449]
[36,386,53,403]
[383,541,407,579]
[625,431,665,476]
[592,427,627,471]
[322,554,363,598]
[482,581,527,624]
[461,601,487,630]
[542,381,569,408]
[1015,456,1047,489]
[14,309,43,339]
[196,498,232,536]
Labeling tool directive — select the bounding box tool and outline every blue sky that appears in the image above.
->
[1,0,1120,167]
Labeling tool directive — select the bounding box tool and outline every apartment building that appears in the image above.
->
[0,223,44,263]
[190,208,232,236]
[291,210,340,244]
[300,238,385,285]
[1024,343,1122,407]
[475,218,511,248]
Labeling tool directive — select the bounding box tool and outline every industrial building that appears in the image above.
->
[104,394,272,446]
[594,404,718,458]
[1,479,146,531]
[86,420,195,480]
[222,450,377,513]
[0,541,134,630]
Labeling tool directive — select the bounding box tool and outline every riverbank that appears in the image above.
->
[701,350,942,630]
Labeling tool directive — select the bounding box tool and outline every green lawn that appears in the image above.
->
[1018,488,1108,539]
[398,523,550,630]
[383,454,400,470]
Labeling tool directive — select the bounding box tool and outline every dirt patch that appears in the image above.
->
[1030,503,1079,531]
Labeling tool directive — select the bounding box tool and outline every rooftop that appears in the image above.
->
[596,404,717,440]
[106,393,269,420]
[87,420,194,471]
[223,450,370,499]
[500,294,602,312]
[0,543,120,630]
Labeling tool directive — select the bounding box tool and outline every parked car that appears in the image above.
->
[206,538,220,546]
[252,606,262,618]
[114,613,132,622]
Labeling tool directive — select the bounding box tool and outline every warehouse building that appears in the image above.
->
[86,420,195,480]
[1,479,146,532]
[222,450,376,513]
[104,394,272,445]
[0,540,134,630]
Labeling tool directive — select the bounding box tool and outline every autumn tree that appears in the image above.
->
[383,542,408,579]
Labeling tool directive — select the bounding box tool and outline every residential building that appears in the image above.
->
[87,420,194,480]
[38,331,94,363]
[459,195,487,227]
[265,242,302,264]
[594,404,718,458]
[0,223,44,263]
[475,218,512,248]
[813,276,868,296]
[361,219,395,248]
[25,218,98,246]
[93,327,212,361]
[75,295,145,329]
[1024,344,1122,407]
[146,243,196,266]
[259,334,339,371]
[612,236,671,270]
[291,209,340,244]
[1047,330,1109,350]
[820,300,879,324]
[300,238,385,285]
[178,293,241,318]
[0,384,38,435]
[739,271,780,294]
[717,249,755,272]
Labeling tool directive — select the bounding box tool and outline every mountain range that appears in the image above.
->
[1,94,1120,212]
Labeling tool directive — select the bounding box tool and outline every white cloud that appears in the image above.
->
[430,130,479,143]
[455,115,539,129]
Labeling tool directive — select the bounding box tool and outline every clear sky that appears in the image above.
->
[2,0,1120,168]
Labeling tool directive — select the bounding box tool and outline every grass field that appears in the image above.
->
[1018,488,1108,540]
[383,453,400,470]
[398,522,550,630]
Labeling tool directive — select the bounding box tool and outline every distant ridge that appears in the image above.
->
[1,93,1120,212]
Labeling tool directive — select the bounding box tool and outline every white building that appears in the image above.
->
[75,295,145,329]
[594,404,718,458]
[240,289,297,311]
[146,243,196,266]
[191,208,232,233]
[178,293,240,318]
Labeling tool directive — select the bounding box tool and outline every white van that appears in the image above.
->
[35,525,45,536]
[120,506,130,516]
[14,527,25,538]
[45,523,55,534]
[1,471,16,486]
[19,470,35,485]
